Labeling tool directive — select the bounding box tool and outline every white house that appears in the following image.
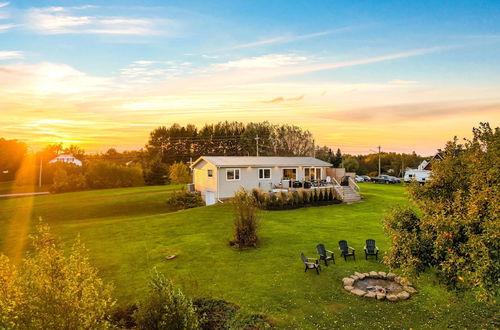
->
[190,156,333,205]
[49,154,83,166]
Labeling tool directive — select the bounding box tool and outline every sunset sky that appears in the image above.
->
[1,0,499,155]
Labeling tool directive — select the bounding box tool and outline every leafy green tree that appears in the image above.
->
[0,138,27,182]
[384,123,499,302]
[134,270,199,330]
[145,159,169,185]
[0,221,115,329]
[343,157,360,173]
[168,162,191,185]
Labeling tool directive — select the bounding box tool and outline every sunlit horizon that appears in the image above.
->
[1,1,499,155]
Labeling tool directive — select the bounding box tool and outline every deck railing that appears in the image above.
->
[348,177,361,193]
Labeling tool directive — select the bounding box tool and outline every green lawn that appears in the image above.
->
[0,184,496,328]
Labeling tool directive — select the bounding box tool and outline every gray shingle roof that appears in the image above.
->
[192,156,332,168]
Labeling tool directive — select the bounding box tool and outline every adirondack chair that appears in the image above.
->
[338,240,355,261]
[300,253,321,274]
[316,244,335,266]
[364,239,379,260]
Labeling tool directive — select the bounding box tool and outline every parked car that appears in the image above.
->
[387,175,401,183]
[355,175,365,182]
[371,175,399,184]
[361,175,371,182]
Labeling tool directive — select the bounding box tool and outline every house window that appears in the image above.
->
[207,169,213,177]
[305,168,321,180]
[282,168,297,180]
[226,169,240,181]
[315,168,322,180]
[258,168,271,180]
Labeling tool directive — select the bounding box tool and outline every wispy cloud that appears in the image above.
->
[0,2,9,8]
[25,6,169,35]
[0,50,23,60]
[388,79,419,85]
[0,23,16,32]
[211,54,308,71]
[220,27,353,51]
[316,100,500,122]
[263,95,304,103]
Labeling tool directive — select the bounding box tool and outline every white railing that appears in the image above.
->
[348,177,361,193]
[330,177,344,200]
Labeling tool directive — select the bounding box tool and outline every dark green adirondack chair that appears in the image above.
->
[364,239,379,260]
[316,244,335,266]
[300,253,321,274]
[338,240,355,261]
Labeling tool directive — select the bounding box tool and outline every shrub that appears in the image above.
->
[86,161,144,189]
[328,188,333,201]
[296,189,304,204]
[0,221,115,329]
[111,304,137,329]
[193,298,239,330]
[231,188,259,249]
[226,310,272,329]
[169,162,192,185]
[134,270,198,330]
[302,190,309,203]
[312,189,318,202]
[166,190,204,210]
[50,164,88,193]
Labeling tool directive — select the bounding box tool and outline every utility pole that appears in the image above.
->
[255,134,259,156]
[38,157,42,188]
[312,139,315,157]
[378,145,381,176]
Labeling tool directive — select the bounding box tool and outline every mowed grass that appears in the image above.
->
[0,184,496,328]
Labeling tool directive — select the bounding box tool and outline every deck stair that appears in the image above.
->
[338,186,361,203]
[331,176,362,203]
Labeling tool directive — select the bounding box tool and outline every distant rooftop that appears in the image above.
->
[192,156,332,168]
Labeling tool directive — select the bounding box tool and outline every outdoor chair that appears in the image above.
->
[364,239,379,260]
[338,240,355,261]
[316,243,335,266]
[300,253,321,274]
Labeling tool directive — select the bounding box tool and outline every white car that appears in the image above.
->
[355,175,365,182]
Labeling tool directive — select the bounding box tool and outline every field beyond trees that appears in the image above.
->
[0,184,496,328]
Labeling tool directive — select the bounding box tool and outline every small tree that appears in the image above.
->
[0,221,115,329]
[134,270,198,330]
[169,162,192,185]
[144,159,169,185]
[384,123,500,302]
[231,188,259,248]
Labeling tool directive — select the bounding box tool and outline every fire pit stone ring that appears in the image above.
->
[342,271,417,301]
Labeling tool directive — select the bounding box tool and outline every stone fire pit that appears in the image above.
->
[342,271,417,301]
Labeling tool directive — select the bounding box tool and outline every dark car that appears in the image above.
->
[371,175,399,184]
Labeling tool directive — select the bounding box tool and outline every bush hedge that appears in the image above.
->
[252,188,341,210]
[166,190,204,211]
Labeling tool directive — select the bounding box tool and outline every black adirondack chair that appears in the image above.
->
[300,253,321,274]
[338,240,355,261]
[316,244,335,266]
[364,239,379,260]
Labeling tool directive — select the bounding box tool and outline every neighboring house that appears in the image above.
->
[418,151,443,171]
[190,156,333,204]
[48,154,83,166]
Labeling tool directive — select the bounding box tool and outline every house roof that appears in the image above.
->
[191,156,332,168]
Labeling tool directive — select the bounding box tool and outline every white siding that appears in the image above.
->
[192,160,218,200]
